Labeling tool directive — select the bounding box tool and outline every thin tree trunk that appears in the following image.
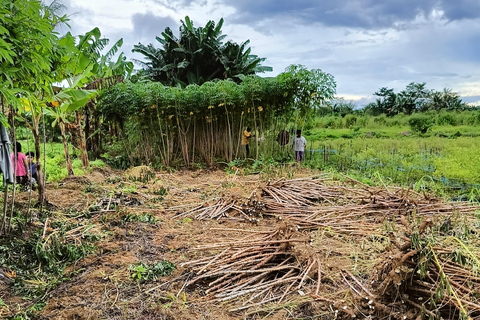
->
[33,129,46,206]
[59,121,74,176]
[8,108,17,233]
[191,119,195,165]
[75,111,89,168]
[252,100,259,159]
[85,106,90,151]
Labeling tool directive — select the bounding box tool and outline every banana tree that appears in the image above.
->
[46,85,97,176]
[68,28,132,163]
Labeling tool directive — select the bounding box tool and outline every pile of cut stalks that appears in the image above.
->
[177,176,480,319]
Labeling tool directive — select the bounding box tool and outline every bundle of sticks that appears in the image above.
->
[261,178,479,237]
[174,193,265,221]
[174,197,246,220]
[370,216,480,319]
[182,226,321,311]
[261,177,350,206]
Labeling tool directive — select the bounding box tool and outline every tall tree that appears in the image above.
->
[0,0,69,208]
[132,16,272,87]
[394,82,430,115]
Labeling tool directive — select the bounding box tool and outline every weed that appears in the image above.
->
[105,176,123,184]
[151,197,164,203]
[83,184,103,194]
[128,261,176,282]
[153,187,168,196]
[122,185,138,194]
[121,212,158,224]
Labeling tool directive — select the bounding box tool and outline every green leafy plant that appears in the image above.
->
[128,261,176,281]
[122,213,158,224]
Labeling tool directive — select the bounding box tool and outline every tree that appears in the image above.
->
[132,16,272,87]
[56,27,133,167]
[46,83,96,176]
[0,0,69,209]
[394,82,430,115]
[427,88,467,111]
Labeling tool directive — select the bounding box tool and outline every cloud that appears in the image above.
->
[462,95,480,105]
[225,0,480,30]
[131,13,178,43]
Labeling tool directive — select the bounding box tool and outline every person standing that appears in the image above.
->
[26,151,38,182]
[292,129,307,162]
[241,127,254,158]
[10,141,29,187]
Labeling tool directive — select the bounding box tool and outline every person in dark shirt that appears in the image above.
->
[25,151,38,181]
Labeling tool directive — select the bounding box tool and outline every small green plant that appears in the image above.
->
[153,187,168,196]
[106,176,123,184]
[226,158,244,174]
[122,212,158,224]
[128,261,176,281]
[122,184,138,194]
[83,184,103,194]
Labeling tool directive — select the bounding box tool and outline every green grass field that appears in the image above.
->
[302,118,480,198]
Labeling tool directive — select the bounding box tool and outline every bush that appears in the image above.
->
[344,114,357,128]
[408,115,434,134]
[437,112,456,126]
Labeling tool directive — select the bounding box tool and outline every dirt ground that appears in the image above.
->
[0,166,318,319]
[0,166,478,320]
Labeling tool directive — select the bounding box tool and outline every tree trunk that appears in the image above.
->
[75,111,89,168]
[33,129,46,206]
[59,121,74,176]
[85,107,90,153]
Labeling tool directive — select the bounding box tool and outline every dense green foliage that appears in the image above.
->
[98,65,336,166]
[132,16,272,86]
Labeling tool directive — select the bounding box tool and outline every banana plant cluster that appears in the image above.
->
[132,16,272,87]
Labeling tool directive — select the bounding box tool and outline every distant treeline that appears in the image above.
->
[321,82,478,117]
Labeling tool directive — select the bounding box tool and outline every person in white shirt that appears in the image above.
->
[292,129,307,162]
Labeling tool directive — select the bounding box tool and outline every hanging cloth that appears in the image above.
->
[0,123,14,186]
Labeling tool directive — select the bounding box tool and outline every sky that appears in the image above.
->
[52,0,480,107]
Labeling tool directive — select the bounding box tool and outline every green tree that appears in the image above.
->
[132,16,271,87]
[394,82,430,115]
[0,0,70,209]
[427,88,468,111]
[364,87,396,116]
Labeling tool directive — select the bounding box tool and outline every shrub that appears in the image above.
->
[344,114,357,128]
[373,114,387,126]
[437,112,456,126]
[408,115,433,134]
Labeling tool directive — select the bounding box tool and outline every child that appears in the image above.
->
[10,141,29,188]
[292,129,307,162]
[25,151,38,188]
